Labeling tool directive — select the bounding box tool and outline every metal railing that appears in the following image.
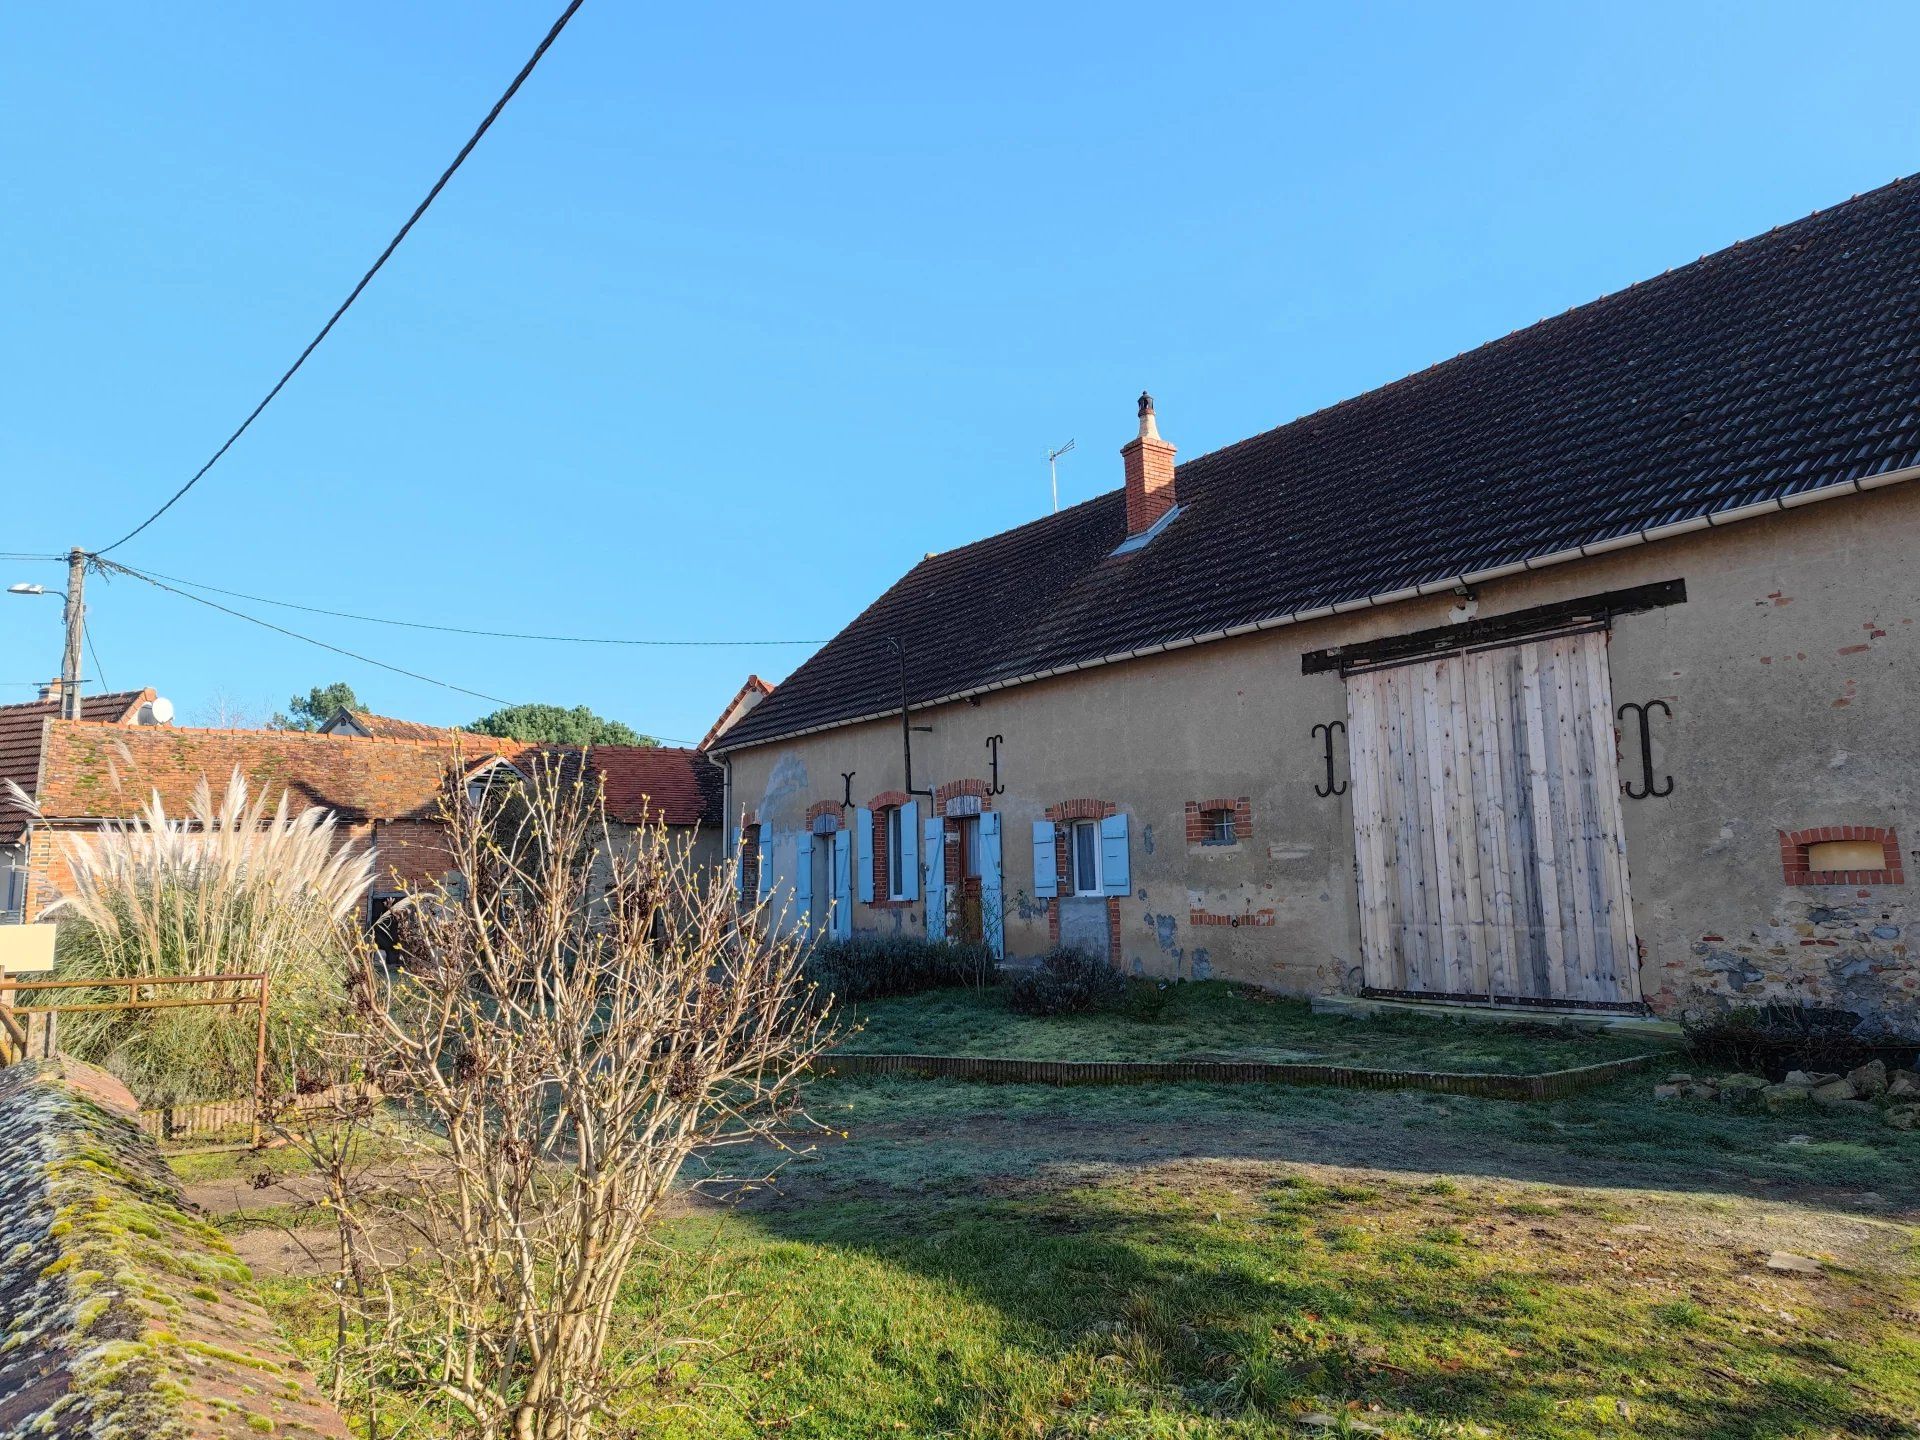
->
[0,972,271,1144]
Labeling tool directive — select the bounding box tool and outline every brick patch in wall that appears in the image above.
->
[1188,907,1276,927]
[1779,825,1903,885]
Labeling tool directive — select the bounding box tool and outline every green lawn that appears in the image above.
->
[835,981,1667,1073]
[238,1068,1920,1439]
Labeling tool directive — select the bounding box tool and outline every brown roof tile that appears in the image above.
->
[0,690,153,843]
[721,174,1920,750]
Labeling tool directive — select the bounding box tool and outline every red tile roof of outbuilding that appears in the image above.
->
[0,690,153,843]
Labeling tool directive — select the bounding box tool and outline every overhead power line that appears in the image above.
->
[128,565,825,647]
[94,0,587,557]
[98,560,516,706]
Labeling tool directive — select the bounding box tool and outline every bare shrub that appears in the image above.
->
[331,754,832,1439]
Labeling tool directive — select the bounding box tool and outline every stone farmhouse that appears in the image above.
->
[711,177,1920,1035]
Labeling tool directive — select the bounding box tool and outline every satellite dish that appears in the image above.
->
[139,696,175,726]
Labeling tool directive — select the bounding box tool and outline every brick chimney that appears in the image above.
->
[1121,391,1177,536]
[37,678,63,704]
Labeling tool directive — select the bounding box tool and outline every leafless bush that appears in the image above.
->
[314,754,832,1440]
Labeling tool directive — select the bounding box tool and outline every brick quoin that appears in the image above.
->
[1778,825,1904,885]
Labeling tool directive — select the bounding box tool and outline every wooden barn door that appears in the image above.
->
[1344,628,1640,1007]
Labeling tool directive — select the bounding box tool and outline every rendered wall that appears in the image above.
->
[726,484,1919,1032]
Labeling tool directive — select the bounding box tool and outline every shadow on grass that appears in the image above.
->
[702,1167,1919,1439]
[761,1072,1920,1219]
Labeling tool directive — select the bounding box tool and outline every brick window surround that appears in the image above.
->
[866,791,911,907]
[937,779,993,886]
[1185,797,1252,845]
[1779,826,1903,886]
[804,800,843,832]
[1042,799,1122,966]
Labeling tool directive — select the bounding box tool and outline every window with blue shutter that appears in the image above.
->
[899,800,920,901]
[978,811,1004,959]
[922,813,946,940]
[794,833,812,916]
[856,807,874,903]
[757,823,775,903]
[832,830,853,939]
[1099,813,1131,897]
[1031,819,1058,899]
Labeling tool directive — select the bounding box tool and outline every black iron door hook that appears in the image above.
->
[1616,700,1673,799]
[1312,720,1347,798]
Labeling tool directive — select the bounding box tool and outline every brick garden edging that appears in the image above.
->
[813,1050,1665,1101]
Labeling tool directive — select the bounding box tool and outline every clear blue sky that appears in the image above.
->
[6,2,1919,742]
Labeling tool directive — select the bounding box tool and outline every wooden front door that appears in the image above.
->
[1344,628,1640,1007]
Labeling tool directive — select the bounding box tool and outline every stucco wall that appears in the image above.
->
[726,484,1919,1034]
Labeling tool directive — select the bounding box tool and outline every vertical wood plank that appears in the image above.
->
[1579,631,1641,1001]
[1520,644,1569,996]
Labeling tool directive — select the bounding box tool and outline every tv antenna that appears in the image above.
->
[1046,439,1075,513]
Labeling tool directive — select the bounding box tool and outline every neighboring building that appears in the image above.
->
[14,720,723,926]
[0,688,166,923]
[316,708,467,742]
[699,676,774,754]
[712,177,1920,1035]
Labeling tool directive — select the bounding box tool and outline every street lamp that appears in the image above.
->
[7,582,78,716]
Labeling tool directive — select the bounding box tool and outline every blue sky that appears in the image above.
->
[6,2,1919,742]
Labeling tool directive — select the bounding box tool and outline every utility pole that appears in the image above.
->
[59,548,85,720]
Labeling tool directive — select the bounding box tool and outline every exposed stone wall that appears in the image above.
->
[0,1058,347,1438]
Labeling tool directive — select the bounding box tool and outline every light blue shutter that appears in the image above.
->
[758,823,775,903]
[899,800,921,901]
[1031,820,1057,899]
[1100,813,1131,897]
[979,811,1003,959]
[923,814,946,941]
[856,807,874,903]
[832,830,853,939]
[732,826,745,897]
[795,832,813,917]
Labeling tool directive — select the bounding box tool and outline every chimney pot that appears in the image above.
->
[1121,391,1176,536]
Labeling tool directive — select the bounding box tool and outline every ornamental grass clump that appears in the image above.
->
[17,768,373,1107]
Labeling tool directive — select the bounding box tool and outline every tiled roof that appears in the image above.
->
[320,709,470,742]
[0,690,153,843]
[698,675,774,752]
[590,746,723,828]
[35,723,537,825]
[719,174,1920,751]
[31,723,720,831]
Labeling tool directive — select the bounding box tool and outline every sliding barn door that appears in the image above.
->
[1345,629,1639,1006]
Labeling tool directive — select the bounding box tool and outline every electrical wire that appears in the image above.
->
[82,621,108,695]
[125,564,825,646]
[98,559,515,706]
[93,0,588,557]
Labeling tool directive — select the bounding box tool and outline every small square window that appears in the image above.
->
[1202,808,1236,846]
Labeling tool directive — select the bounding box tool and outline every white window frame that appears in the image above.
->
[1068,819,1102,897]
[1202,808,1236,846]
[884,806,907,900]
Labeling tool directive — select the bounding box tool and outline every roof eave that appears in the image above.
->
[712,463,1920,755]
